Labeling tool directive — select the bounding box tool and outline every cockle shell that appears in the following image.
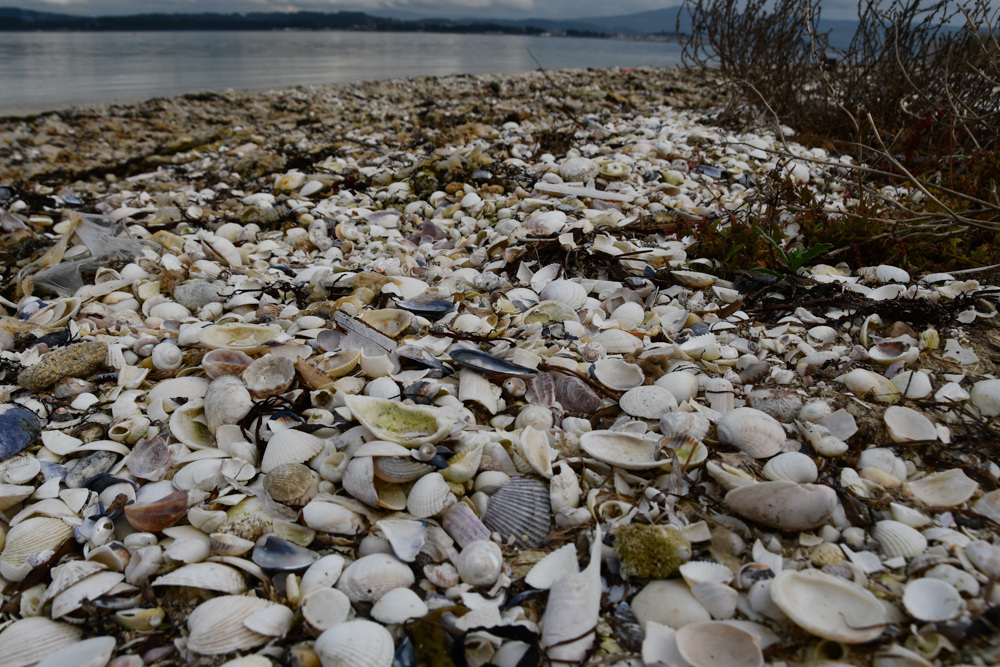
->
[593,329,644,355]
[725,482,837,531]
[370,587,428,624]
[591,358,644,391]
[762,452,818,483]
[1,516,74,581]
[152,562,247,594]
[679,560,735,587]
[261,429,325,473]
[0,617,82,667]
[406,472,456,518]
[655,371,700,404]
[619,385,677,419]
[483,477,551,548]
[717,408,786,459]
[186,595,281,655]
[872,520,927,558]
[539,279,588,310]
[689,583,739,620]
[314,620,395,667]
[302,588,352,632]
[335,553,415,603]
[344,395,455,446]
[770,569,886,643]
[264,463,319,506]
[34,636,116,667]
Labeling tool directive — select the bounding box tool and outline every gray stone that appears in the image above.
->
[174,281,224,311]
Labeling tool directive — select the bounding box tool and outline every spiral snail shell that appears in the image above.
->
[150,342,184,371]
[133,335,159,358]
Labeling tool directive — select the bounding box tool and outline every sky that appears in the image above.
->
[13,0,862,20]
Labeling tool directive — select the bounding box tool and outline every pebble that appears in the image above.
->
[17,340,107,391]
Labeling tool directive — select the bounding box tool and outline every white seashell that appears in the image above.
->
[883,405,937,443]
[679,560,735,587]
[970,379,1000,416]
[204,375,253,434]
[261,430,325,472]
[890,370,933,399]
[515,425,553,478]
[315,620,395,667]
[874,264,910,283]
[762,452,818,483]
[591,358,644,391]
[799,420,848,457]
[456,539,503,587]
[458,368,498,414]
[671,270,716,288]
[725,482,837,531]
[631,579,712,631]
[704,378,735,414]
[242,604,293,638]
[905,468,978,507]
[150,342,183,371]
[424,562,460,589]
[539,280,587,310]
[525,542,578,590]
[0,617,83,667]
[186,595,279,655]
[676,621,763,667]
[807,325,839,344]
[965,540,1000,579]
[406,472,456,518]
[541,525,602,662]
[548,461,581,512]
[655,371,700,404]
[593,328,644,355]
[364,376,401,400]
[146,376,210,422]
[717,408,786,458]
[1,516,74,581]
[300,554,346,596]
[302,588,352,632]
[335,553,415,603]
[370,587,428,624]
[659,411,710,441]
[579,430,665,470]
[34,636,115,667]
[514,404,553,431]
[344,395,455,446]
[769,569,886,643]
[835,369,900,403]
[872,520,927,558]
[902,578,964,622]
[689,583,739,620]
[152,562,247,594]
[376,519,428,562]
[609,301,645,329]
[168,399,214,450]
[619,385,677,419]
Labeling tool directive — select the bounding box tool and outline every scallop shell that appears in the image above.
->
[539,279,588,310]
[201,348,254,379]
[243,354,295,399]
[483,477,551,548]
[264,463,320,506]
[370,587,428,624]
[717,408,786,459]
[335,553,415,603]
[406,472,456,518]
[198,323,281,354]
[261,430,325,473]
[905,468,978,507]
[0,617,83,667]
[344,395,455,447]
[1,516,74,581]
[152,562,247,594]
[314,620,395,667]
[770,569,886,643]
[591,358,644,391]
[902,578,964,622]
[761,452,818,483]
[872,520,928,558]
[619,385,677,419]
[675,621,763,667]
[186,595,280,655]
[580,430,666,470]
[725,482,837,531]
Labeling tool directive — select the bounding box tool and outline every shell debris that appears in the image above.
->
[0,64,998,666]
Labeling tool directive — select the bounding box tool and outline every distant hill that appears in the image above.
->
[0,4,861,48]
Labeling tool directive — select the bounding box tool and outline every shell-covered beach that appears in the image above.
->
[0,66,999,667]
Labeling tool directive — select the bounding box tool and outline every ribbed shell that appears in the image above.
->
[1,517,74,581]
[263,462,319,506]
[717,407,786,458]
[0,617,82,667]
[373,456,434,483]
[762,452,818,483]
[335,553,415,603]
[152,562,247,594]
[260,430,325,473]
[554,376,604,413]
[483,477,552,548]
[873,520,928,558]
[619,385,677,419]
[370,587,429,624]
[186,595,278,655]
[406,472,456,519]
[315,620,395,667]
[442,502,492,548]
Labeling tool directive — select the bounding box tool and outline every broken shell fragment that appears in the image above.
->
[344,395,455,446]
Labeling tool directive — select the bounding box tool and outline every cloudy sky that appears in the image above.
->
[15,0,863,20]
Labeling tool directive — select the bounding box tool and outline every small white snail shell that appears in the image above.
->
[150,342,183,370]
[455,539,503,587]
[412,442,437,462]
[133,335,159,357]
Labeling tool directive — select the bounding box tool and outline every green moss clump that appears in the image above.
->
[614,524,691,579]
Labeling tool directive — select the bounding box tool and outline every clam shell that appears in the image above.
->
[580,430,666,470]
[905,468,978,507]
[335,553,415,603]
[872,520,927,558]
[34,636,115,667]
[770,569,886,643]
[186,595,279,655]
[261,429,325,473]
[201,348,254,379]
[675,621,763,667]
[372,456,434,483]
[315,620,395,667]
[689,582,739,620]
[884,405,937,443]
[375,519,427,562]
[970,378,1000,416]
[725,482,837,531]
[370,587,428,624]
[654,371,700,404]
[152,562,247,594]
[406,472,456,518]
[539,279,587,310]
[835,369,900,403]
[300,554,346,596]
[554,376,604,413]
[591,358,644,391]
[302,588,352,632]
[889,370,933,399]
[902,578,964,622]
[0,617,83,667]
[168,399,213,450]
[619,385,677,419]
[449,348,536,378]
[344,395,455,446]
[458,368,498,414]
[243,354,295,399]
[360,308,412,338]
[146,376,209,422]
[704,378,735,414]
[761,452,818,483]
[593,329,644,355]
[717,408,786,458]
[483,477,551,548]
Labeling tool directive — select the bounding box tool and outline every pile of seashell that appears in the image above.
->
[0,65,999,667]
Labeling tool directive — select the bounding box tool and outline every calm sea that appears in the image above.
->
[0,31,682,115]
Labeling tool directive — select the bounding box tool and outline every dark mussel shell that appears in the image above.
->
[396,345,448,374]
[449,349,537,378]
[392,299,455,320]
[0,405,42,462]
[252,534,319,571]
